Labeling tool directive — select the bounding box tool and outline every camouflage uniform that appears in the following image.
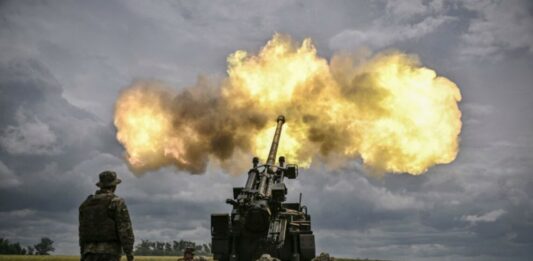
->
[79,171,135,261]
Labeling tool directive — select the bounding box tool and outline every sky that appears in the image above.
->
[0,0,532,260]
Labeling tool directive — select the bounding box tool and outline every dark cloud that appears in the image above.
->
[293,142,533,260]
[0,0,532,260]
[460,0,533,59]
[0,58,119,211]
[329,0,458,52]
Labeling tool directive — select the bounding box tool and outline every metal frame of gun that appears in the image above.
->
[212,115,315,261]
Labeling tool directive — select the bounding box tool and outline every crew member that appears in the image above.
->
[79,171,135,261]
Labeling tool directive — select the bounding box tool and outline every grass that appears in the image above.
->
[0,255,383,261]
[0,256,207,261]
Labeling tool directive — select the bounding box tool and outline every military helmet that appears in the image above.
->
[96,170,122,188]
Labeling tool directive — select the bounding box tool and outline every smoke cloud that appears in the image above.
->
[114,34,462,175]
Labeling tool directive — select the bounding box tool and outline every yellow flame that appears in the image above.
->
[114,34,462,175]
[114,85,198,173]
[355,56,462,174]
[253,124,311,167]
[225,37,325,107]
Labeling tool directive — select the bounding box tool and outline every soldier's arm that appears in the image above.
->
[113,198,135,259]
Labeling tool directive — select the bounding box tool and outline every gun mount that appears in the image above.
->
[211,115,315,261]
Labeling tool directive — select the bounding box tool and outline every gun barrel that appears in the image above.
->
[266,115,285,166]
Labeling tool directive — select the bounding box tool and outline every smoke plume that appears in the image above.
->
[114,34,462,175]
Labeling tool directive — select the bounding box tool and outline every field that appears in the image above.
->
[0,255,377,261]
[0,256,198,261]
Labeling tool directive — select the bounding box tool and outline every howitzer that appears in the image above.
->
[211,115,315,261]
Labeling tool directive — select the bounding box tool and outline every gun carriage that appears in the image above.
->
[211,115,315,261]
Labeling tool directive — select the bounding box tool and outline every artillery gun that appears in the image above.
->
[211,115,315,261]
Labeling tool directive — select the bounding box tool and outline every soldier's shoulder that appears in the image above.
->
[109,195,126,206]
[79,195,94,208]
[110,194,124,202]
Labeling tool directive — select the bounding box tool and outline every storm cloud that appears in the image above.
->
[1,1,532,260]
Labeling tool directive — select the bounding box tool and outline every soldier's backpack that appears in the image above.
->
[79,194,119,243]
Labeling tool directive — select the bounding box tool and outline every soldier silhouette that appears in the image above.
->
[79,171,135,261]
[178,247,195,261]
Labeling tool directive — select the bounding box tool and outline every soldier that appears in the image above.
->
[180,247,209,261]
[79,171,135,261]
[177,247,195,261]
